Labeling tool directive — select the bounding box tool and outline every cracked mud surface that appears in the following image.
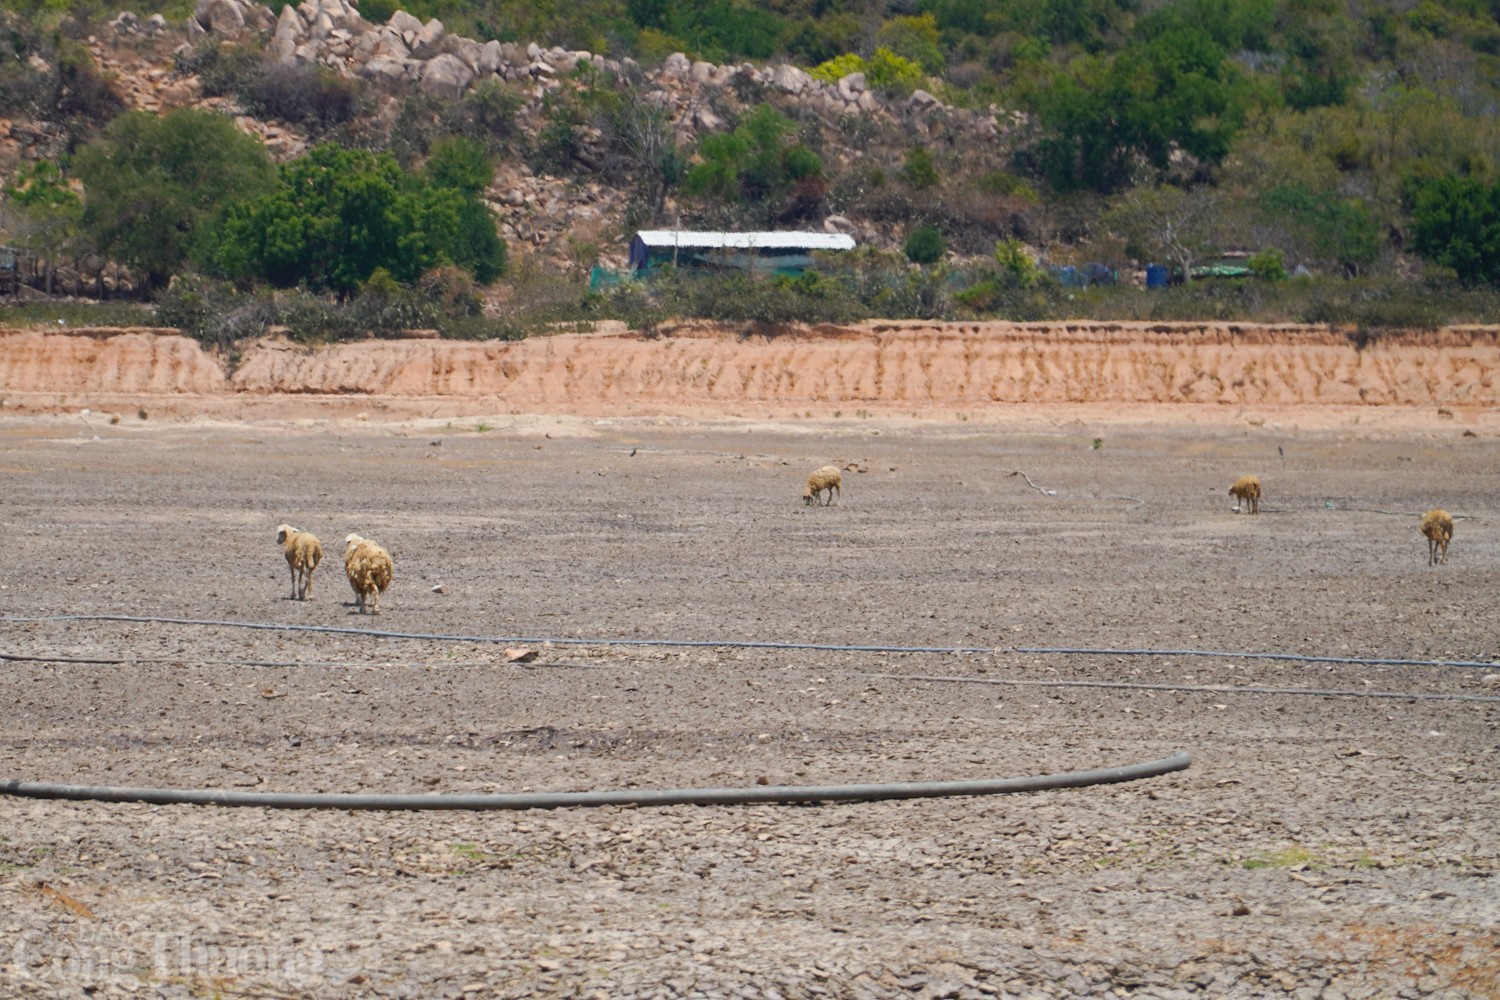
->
[1,410,1497,999]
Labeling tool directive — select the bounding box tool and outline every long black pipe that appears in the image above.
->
[7,615,1494,668]
[0,751,1190,811]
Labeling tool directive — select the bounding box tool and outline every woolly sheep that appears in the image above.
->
[344,533,394,614]
[1421,509,1453,566]
[803,465,842,506]
[275,524,323,601]
[1229,475,1261,515]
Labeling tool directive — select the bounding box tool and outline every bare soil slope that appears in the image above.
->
[3,322,1498,428]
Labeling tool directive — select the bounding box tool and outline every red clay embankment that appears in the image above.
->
[2,320,1497,426]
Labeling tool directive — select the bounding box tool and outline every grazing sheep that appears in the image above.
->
[1421,509,1453,566]
[803,465,842,506]
[344,533,394,614]
[1229,475,1262,515]
[275,524,323,601]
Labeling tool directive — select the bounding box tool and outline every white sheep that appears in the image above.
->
[344,533,394,614]
[275,524,323,601]
[1421,509,1453,566]
[1229,475,1261,514]
[803,465,842,506]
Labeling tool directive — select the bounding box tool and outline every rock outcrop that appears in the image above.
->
[15,0,1014,272]
[163,0,1003,147]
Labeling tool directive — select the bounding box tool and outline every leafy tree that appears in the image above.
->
[1405,174,1500,286]
[917,0,1001,41]
[993,0,1132,52]
[1022,28,1254,193]
[425,141,509,284]
[217,143,506,297]
[876,13,946,75]
[580,70,687,223]
[1104,185,1226,283]
[1134,0,1276,53]
[626,0,782,62]
[683,104,823,217]
[1275,0,1357,110]
[1,159,82,293]
[73,109,278,293]
[904,223,947,264]
[3,160,83,294]
[1257,184,1381,275]
[781,12,863,66]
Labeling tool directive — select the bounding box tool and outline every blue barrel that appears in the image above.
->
[1146,264,1169,289]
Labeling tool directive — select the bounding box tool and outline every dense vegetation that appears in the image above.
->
[2,0,1500,344]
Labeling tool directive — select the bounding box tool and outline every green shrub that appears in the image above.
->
[994,237,1043,286]
[417,265,484,318]
[153,275,271,349]
[810,53,865,85]
[954,278,1003,311]
[50,38,126,126]
[1247,247,1287,281]
[646,269,868,325]
[904,223,947,264]
[360,0,398,23]
[901,147,940,190]
[976,171,1039,201]
[528,91,587,176]
[865,47,925,96]
[441,79,524,152]
[682,104,824,219]
[1405,174,1500,287]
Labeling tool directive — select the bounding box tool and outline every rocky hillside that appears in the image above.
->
[4,0,1006,274]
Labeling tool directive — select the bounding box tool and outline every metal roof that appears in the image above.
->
[633,230,856,251]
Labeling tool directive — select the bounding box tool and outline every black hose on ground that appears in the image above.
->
[858,672,1500,703]
[8,615,1497,668]
[0,751,1190,811]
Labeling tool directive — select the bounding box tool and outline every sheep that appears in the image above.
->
[802,465,842,506]
[1229,475,1262,515]
[343,533,394,614]
[1421,509,1453,566]
[275,524,323,601]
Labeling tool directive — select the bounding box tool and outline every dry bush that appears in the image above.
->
[246,62,363,134]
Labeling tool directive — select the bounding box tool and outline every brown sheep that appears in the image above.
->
[1229,475,1262,515]
[1421,509,1453,566]
[343,533,394,614]
[802,465,842,506]
[275,524,323,601]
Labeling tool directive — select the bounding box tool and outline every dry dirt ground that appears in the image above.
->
[0,403,1497,1000]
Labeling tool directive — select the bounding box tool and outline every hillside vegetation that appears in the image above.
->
[2,0,1500,344]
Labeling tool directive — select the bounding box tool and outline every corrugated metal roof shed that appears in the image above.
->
[633,231,856,251]
[629,230,857,273]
